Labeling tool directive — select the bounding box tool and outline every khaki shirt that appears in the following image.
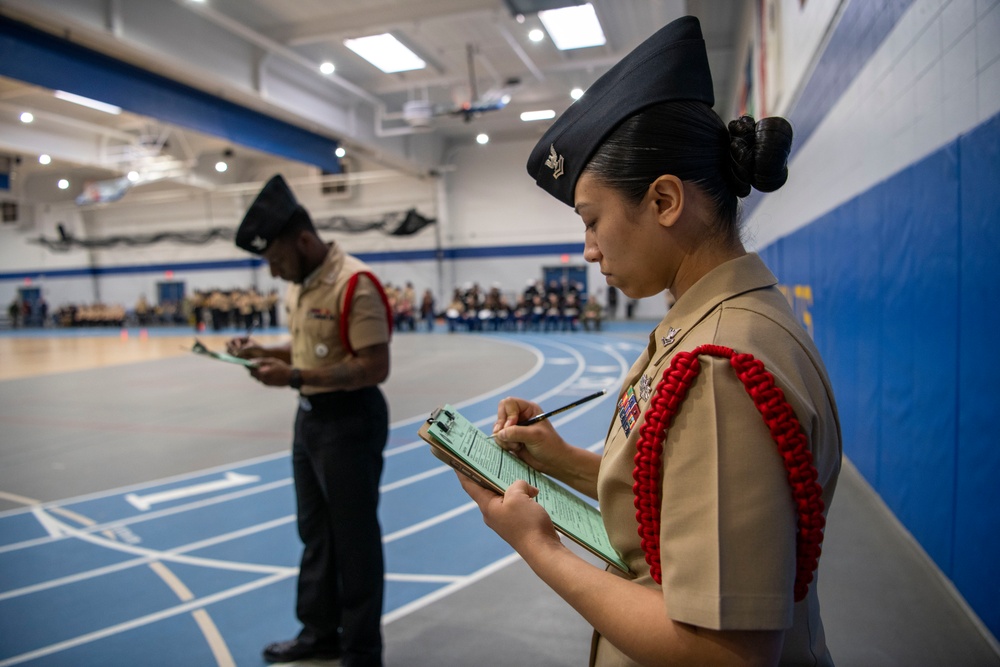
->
[593,254,841,667]
[285,243,390,396]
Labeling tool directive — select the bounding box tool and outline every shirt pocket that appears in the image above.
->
[302,313,339,362]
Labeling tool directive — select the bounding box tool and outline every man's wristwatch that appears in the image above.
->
[289,368,303,390]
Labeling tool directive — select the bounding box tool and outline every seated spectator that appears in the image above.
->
[582,296,603,332]
[544,293,562,332]
[561,293,580,332]
[446,290,465,332]
[529,295,546,331]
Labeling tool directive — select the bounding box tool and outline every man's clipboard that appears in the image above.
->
[418,404,630,575]
[190,339,257,368]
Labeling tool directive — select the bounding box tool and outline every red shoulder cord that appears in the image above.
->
[339,271,393,356]
[632,344,825,602]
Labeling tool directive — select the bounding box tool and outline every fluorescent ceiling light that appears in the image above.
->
[520,109,556,122]
[538,3,606,51]
[344,34,426,73]
[54,90,122,115]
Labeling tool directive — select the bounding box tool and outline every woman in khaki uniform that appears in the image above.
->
[458,16,842,667]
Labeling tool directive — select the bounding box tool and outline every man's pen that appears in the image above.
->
[519,389,608,426]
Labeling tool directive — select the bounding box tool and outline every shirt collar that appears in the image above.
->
[301,242,343,292]
[650,253,778,357]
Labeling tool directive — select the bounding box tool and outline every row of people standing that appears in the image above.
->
[190,288,280,331]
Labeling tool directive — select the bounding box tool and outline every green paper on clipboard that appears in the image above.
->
[418,404,629,574]
[191,339,257,368]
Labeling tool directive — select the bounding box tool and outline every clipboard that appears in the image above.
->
[190,339,258,368]
[418,404,630,575]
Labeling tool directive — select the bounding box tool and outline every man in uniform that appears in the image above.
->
[228,174,392,667]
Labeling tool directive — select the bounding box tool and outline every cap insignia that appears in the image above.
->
[545,144,565,179]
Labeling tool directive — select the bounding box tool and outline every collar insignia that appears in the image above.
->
[545,144,565,179]
[638,374,653,402]
[661,327,681,347]
[251,235,268,251]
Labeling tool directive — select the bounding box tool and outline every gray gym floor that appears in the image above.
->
[1,327,997,666]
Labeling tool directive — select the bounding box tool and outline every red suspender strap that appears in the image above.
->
[339,271,393,357]
[632,344,825,602]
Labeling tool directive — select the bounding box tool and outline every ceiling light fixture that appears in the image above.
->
[520,109,556,122]
[58,179,69,190]
[39,154,51,165]
[528,29,545,42]
[335,147,347,158]
[215,161,228,172]
[320,61,336,75]
[54,90,122,115]
[476,133,490,145]
[20,112,33,123]
[538,3,606,51]
[344,34,425,73]
[570,87,584,100]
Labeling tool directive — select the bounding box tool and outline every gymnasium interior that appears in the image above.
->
[1,1,999,665]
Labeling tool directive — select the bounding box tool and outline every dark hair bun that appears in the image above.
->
[727,115,793,197]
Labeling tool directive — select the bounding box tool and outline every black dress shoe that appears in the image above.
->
[262,638,341,664]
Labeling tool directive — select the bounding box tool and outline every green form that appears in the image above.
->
[191,339,258,368]
[424,405,629,574]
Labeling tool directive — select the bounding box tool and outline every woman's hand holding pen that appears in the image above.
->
[492,395,604,498]
[492,396,571,477]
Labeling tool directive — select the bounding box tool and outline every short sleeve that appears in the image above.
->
[346,274,391,351]
[658,355,797,630]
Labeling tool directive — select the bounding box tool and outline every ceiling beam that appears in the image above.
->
[275,1,500,47]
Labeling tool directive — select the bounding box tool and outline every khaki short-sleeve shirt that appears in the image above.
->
[285,243,390,396]
[593,254,841,667]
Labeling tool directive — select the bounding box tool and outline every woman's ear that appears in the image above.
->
[648,175,684,228]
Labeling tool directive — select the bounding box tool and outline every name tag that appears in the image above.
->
[618,386,641,437]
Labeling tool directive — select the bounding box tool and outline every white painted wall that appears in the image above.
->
[747,0,1000,250]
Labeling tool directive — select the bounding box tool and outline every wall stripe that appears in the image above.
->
[743,0,915,217]
[0,243,585,283]
[760,111,1000,639]
[0,17,341,173]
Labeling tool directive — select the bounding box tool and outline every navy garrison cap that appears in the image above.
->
[527,16,715,207]
[235,175,303,254]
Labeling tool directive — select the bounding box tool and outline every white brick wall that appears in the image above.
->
[747,0,1000,251]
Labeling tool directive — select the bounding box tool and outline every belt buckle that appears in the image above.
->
[298,396,312,412]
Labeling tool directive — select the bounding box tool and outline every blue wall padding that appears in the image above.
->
[759,112,1000,638]
[0,17,341,173]
[954,113,1000,635]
